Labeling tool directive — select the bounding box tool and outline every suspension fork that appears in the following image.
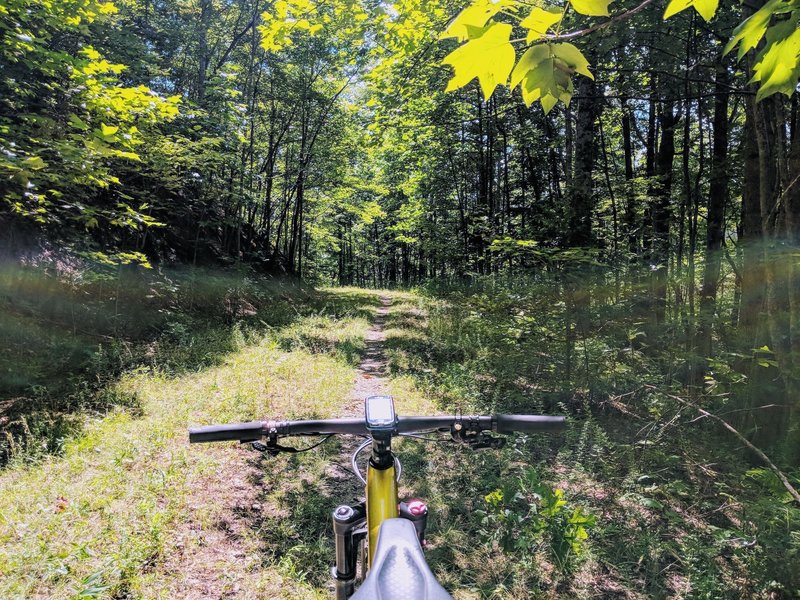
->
[331,502,366,600]
[331,496,431,599]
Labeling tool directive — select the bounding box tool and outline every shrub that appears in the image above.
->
[476,467,595,573]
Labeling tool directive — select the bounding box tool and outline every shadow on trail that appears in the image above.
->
[239,441,365,589]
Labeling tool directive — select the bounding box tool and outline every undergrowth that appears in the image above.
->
[402,277,800,598]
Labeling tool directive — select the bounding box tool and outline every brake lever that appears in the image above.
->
[450,423,506,450]
[250,440,299,456]
[250,434,335,456]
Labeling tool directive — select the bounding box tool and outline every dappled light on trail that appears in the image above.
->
[0,280,378,598]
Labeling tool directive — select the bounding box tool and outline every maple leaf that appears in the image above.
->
[520,7,563,42]
[663,0,719,22]
[441,0,517,41]
[570,0,614,17]
[443,22,515,100]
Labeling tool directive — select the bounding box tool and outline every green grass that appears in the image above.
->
[0,283,508,599]
[0,349,348,597]
[402,281,800,599]
[3,274,797,598]
[0,284,381,598]
[0,263,323,462]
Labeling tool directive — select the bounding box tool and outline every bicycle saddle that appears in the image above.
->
[351,518,453,600]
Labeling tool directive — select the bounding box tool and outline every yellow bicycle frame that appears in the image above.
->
[365,462,398,565]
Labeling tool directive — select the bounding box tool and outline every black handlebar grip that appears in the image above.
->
[494,415,566,434]
[188,421,265,443]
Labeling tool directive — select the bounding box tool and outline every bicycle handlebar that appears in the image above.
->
[188,414,566,444]
[494,414,566,434]
[188,421,266,443]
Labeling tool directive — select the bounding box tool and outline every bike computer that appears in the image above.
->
[365,395,397,432]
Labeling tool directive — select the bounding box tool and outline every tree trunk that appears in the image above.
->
[196,0,211,102]
[569,75,599,247]
[649,102,678,325]
[698,63,730,357]
[622,96,638,256]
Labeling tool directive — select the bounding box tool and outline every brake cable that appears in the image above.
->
[251,434,335,456]
[351,439,402,485]
[399,432,456,444]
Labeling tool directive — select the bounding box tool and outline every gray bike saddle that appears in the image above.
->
[351,518,453,600]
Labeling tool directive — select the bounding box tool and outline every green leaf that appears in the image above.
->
[441,0,516,41]
[663,0,719,22]
[569,0,613,17]
[68,114,90,131]
[100,123,119,137]
[751,19,800,101]
[510,44,575,113]
[723,0,782,59]
[540,93,559,113]
[552,42,594,80]
[520,7,563,42]
[21,156,47,170]
[443,22,515,100]
[638,496,664,509]
[511,45,550,89]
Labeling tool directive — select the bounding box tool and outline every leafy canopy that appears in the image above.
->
[438,0,800,113]
[0,0,179,245]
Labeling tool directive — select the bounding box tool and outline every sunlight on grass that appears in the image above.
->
[0,291,371,599]
[1,286,610,600]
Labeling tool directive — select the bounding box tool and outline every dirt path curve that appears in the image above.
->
[348,294,392,408]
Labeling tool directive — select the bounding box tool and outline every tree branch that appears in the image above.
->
[212,9,259,75]
[546,0,660,42]
[647,386,800,506]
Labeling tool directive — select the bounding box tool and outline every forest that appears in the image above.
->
[1,0,800,597]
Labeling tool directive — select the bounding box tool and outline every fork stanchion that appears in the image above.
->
[398,498,429,546]
[332,502,366,599]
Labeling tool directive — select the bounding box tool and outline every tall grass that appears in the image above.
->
[406,276,800,597]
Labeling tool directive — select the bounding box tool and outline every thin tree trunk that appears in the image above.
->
[698,63,730,358]
[650,102,678,325]
[569,74,599,247]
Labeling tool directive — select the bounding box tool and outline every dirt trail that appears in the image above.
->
[157,292,394,599]
[328,292,391,494]
[348,294,392,407]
